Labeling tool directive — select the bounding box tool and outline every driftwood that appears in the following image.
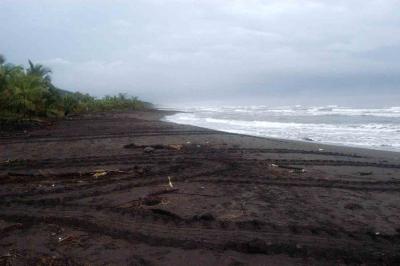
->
[276,165,306,173]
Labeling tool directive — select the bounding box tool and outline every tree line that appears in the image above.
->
[0,54,152,121]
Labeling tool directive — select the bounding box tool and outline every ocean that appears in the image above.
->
[164,105,400,152]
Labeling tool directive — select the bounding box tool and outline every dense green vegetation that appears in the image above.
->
[0,54,152,121]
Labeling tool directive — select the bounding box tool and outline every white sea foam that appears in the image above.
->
[179,106,400,118]
[164,105,400,152]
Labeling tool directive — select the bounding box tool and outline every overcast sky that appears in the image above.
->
[1,0,400,106]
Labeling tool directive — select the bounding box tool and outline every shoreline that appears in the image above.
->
[163,109,400,154]
[162,110,400,158]
[1,109,400,265]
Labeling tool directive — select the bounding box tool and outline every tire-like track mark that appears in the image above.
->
[189,177,400,192]
[0,130,223,144]
[1,209,399,264]
[2,153,394,172]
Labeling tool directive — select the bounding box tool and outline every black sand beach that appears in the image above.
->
[1,110,400,265]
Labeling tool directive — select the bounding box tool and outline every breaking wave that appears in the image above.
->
[164,105,400,152]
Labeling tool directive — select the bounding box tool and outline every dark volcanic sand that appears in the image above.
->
[1,110,400,265]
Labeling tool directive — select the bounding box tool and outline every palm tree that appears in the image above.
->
[12,73,47,118]
[0,63,25,116]
[27,60,52,83]
[1,55,151,119]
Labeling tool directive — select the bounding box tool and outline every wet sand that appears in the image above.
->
[1,110,400,265]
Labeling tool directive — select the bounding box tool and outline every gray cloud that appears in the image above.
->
[1,0,400,106]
